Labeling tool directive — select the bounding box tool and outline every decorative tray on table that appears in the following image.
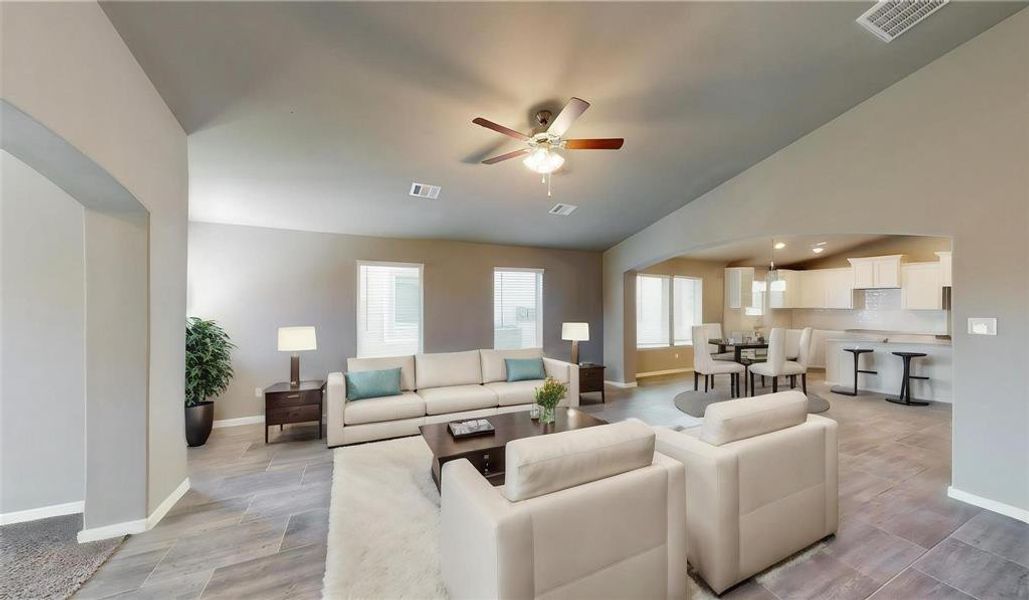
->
[448,418,495,439]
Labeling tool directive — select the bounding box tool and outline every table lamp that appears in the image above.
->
[562,322,589,365]
[278,326,317,387]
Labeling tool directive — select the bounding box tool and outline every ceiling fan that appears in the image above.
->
[472,97,623,193]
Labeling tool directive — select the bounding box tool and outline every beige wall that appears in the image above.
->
[603,11,1029,514]
[636,257,725,375]
[0,152,86,515]
[188,222,604,420]
[2,2,189,521]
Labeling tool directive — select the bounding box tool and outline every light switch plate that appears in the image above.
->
[967,317,997,336]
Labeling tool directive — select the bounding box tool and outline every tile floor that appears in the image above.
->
[74,373,1029,599]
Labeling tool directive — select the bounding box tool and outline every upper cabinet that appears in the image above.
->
[794,268,853,310]
[936,251,952,286]
[725,267,755,309]
[768,270,802,309]
[901,262,943,310]
[848,255,902,289]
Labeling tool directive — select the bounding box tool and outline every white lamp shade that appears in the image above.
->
[278,326,317,352]
[561,322,590,342]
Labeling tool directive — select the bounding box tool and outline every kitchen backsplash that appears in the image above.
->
[791,306,948,334]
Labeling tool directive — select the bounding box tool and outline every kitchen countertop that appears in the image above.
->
[826,338,952,346]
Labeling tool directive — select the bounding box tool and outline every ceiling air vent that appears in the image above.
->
[548,203,578,216]
[409,182,441,199]
[856,0,949,42]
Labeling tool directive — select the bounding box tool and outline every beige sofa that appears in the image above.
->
[441,419,688,600]
[655,392,838,594]
[327,348,579,446]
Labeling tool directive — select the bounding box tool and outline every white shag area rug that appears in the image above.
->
[321,435,819,600]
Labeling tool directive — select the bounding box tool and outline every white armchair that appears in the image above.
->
[441,420,688,600]
[655,392,838,594]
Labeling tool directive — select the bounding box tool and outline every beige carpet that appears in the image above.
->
[321,435,736,599]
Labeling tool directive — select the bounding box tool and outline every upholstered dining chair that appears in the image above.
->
[702,323,735,361]
[693,326,746,397]
[748,327,812,395]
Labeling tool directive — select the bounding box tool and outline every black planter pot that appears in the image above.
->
[185,401,214,447]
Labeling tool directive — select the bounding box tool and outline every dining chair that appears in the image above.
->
[748,327,811,395]
[701,323,735,362]
[693,326,746,397]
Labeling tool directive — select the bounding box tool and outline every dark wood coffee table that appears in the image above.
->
[419,408,608,491]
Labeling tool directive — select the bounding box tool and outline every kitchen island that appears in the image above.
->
[825,338,952,403]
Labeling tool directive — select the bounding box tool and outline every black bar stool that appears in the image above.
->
[886,352,930,406]
[832,348,877,396]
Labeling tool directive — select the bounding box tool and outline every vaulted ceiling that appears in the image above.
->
[102,1,1026,250]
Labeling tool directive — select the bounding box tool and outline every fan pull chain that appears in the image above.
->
[547,172,552,197]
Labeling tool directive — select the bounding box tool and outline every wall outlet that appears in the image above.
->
[255,387,263,397]
[967,317,997,336]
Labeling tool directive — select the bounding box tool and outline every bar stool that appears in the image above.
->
[886,352,930,406]
[833,348,878,396]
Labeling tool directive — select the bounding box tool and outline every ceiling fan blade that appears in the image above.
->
[472,117,529,141]
[547,97,590,136]
[564,138,624,150]
[482,148,530,164]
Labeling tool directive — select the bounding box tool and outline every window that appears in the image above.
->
[357,261,423,357]
[636,274,703,348]
[672,277,703,345]
[494,268,543,349]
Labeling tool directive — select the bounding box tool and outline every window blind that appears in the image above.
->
[672,277,703,345]
[636,274,670,348]
[494,269,543,350]
[357,262,423,358]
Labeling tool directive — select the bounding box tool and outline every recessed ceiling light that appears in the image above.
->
[774,242,786,250]
[812,247,825,254]
[815,241,827,247]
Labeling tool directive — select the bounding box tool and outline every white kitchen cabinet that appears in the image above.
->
[799,270,823,309]
[936,251,952,286]
[824,268,854,309]
[848,255,903,289]
[768,270,802,309]
[725,267,755,309]
[901,262,943,310]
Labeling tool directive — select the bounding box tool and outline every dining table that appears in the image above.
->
[709,339,769,365]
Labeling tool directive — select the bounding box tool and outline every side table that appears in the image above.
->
[264,380,325,443]
[578,363,606,403]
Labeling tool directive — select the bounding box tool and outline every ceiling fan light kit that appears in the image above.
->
[472,96,624,197]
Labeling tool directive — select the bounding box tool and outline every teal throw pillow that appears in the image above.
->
[506,357,546,382]
[346,368,402,401]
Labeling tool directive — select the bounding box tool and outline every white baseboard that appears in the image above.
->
[147,477,190,529]
[636,368,693,378]
[213,415,264,428]
[0,500,84,526]
[77,477,190,543]
[77,518,147,543]
[948,486,1029,524]
[605,379,638,389]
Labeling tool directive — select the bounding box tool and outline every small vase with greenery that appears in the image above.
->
[533,377,567,425]
[185,317,235,447]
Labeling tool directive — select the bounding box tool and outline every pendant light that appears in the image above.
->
[767,239,786,292]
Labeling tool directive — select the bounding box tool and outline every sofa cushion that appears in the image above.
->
[418,384,497,415]
[416,350,482,389]
[480,348,544,383]
[701,391,807,446]
[504,419,655,502]
[505,358,545,382]
[343,391,425,425]
[345,368,401,401]
[484,380,544,406]
[347,355,416,391]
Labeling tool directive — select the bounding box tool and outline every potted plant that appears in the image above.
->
[185,317,235,447]
[533,376,568,425]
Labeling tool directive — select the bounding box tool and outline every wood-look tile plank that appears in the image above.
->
[913,538,1029,600]
[147,516,289,583]
[824,518,927,584]
[200,542,326,600]
[951,510,1029,570]
[869,568,974,600]
[280,509,330,552]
